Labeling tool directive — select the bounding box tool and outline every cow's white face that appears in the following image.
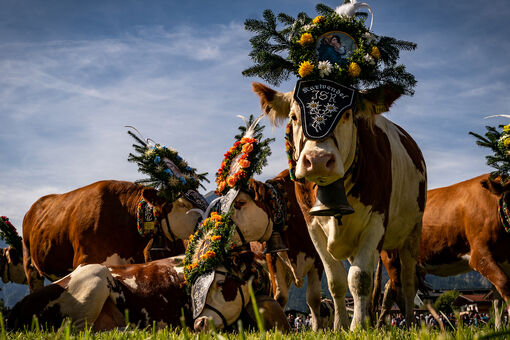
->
[1,247,26,284]
[166,197,200,240]
[231,191,273,245]
[193,266,250,331]
[289,99,357,185]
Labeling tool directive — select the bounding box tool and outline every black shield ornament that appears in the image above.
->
[293,79,356,140]
[191,270,216,319]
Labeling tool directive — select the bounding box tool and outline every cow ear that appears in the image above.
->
[481,177,506,196]
[252,82,293,127]
[359,83,404,115]
[141,188,167,207]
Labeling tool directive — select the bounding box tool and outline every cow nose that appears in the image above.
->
[194,317,210,332]
[303,152,336,172]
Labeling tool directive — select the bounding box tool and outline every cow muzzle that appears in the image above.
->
[194,316,212,332]
[309,178,354,217]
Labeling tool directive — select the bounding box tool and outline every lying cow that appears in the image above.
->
[249,170,326,331]
[9,254,288,332]
[379,174,510,326]
[253,81,427,330]
[22,180,207,291]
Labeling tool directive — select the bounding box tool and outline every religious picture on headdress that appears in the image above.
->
[316,31,357,66]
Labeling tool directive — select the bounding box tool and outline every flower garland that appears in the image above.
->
[215,137,258,196]
[136,199,161,237]
[0,216,22,251]
[127,130,208,203]
[243,3,417,94]
[183,211,236,288]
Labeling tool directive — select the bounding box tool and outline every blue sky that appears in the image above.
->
[1,0,509,231]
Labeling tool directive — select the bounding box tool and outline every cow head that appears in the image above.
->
[253,82,403,185]
[229,179,274,245]
[193,252,256,331]
[1,246,26,284]
[141,188,202,241]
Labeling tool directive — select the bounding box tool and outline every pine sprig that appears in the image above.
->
[0,216,22,251]
[470,125,510,183]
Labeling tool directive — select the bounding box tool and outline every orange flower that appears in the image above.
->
[214,222,222,229]
[241,137,257,144]
[348,62,361,77]
[299,33,314,45]
[211,235,222,241]
[298,61,314,78]
[239,159,251,168]
[217,181,226,193]
[312,16,324,24]
[242,143,253,153]
[227,176,236,187]
[371,46,381,59]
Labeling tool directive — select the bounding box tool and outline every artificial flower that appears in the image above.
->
[348,62,361,77]
[363,54,375,65]
[242,143,254,153]
[362,32,376,44]
[312,16,325,24]
[298,61,314,78]
[318,60,333,78]
[504,124,510,132]
[299,33,314,45]
[211,235,222,241]
[505,138,510,147]
[239,159,251,168]
[227,176,236,187]
[217,181,226,193]
[371,46,381,59]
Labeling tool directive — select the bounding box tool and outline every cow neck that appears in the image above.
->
[160,203,177,243]
[498,195,510,233]
[343,120,360,196]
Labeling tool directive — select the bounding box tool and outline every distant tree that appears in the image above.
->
[434,290,461,314]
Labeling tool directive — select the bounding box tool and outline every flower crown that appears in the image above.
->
[243,1,417,95]
[470,122,510,184]
[215,115,274,196]
[183,211,235,287]
[127,129,208,203]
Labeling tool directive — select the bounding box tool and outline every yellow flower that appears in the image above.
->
[504,138,510,147]
[299,33,314,45]
[214,222,222,229]
[504,124,510,132]
[312,16,324,24]
[348,62,361,77]
[242,143,253,154]
[371,46,381,59]
[211,235,222,241]
[298,61,314,78]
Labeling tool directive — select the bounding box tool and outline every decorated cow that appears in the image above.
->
[244,1,426,329]
[0,217,26,285]
[22,130,209,291]
[379,123,510,329]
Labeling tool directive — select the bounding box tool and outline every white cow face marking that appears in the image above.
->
[166,197,200,240]
[193,266,249,331]
[231,192,273,245]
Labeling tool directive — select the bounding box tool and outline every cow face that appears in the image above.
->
[1,247,26,284]
[253,82,402,185]
[142,189,201,241]
[230,190,273,245]
[193,265,250,331]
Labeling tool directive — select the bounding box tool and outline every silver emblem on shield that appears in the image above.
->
[191,270,216,319]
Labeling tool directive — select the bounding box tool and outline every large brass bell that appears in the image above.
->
[309,178,355,217]
[149,234,173,260]
[263,231,288,254]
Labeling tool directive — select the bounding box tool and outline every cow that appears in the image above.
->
[248,170,326,331]
[22,180,206,292]
[252,82,427,330]
[1,246,26,285]
[379,174,510,328]
[8,255,289,332]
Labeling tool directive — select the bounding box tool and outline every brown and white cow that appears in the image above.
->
[1,246,26,285]
[253,82,427,330]
[22,180,203,291]
[249,170,326,331]
[9,255,289,332]
[380,174,510,327]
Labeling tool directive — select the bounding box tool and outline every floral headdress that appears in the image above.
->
[470,120,510,184]
[243,1,417,95]
[0,216,22,250]
[127,128,209,203]
[215,115,274,196]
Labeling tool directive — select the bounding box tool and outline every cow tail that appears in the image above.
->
[369,255,383,325]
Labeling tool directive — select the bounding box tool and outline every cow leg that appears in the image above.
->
[469,248,510,321]
[306,265,322,331]
[307,219,349,330]
[399,246,418,327]
[273,257,290,308]
[23,239,44,292]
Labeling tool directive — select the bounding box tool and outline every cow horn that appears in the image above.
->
[309,178,355,217]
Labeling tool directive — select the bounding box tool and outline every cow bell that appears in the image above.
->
[149,234,173,260]
[263,231,288,254]
[309,178,354,217]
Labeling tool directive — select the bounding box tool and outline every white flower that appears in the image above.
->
[317,60,333,78]
[306,101,320,112]
[362,32,376,44]
[324,103,337,113]
[302,24,312,31]
[363,54,375,65]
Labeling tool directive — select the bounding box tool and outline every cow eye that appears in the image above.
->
[234,201,246,210]
[290,113,297,121]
